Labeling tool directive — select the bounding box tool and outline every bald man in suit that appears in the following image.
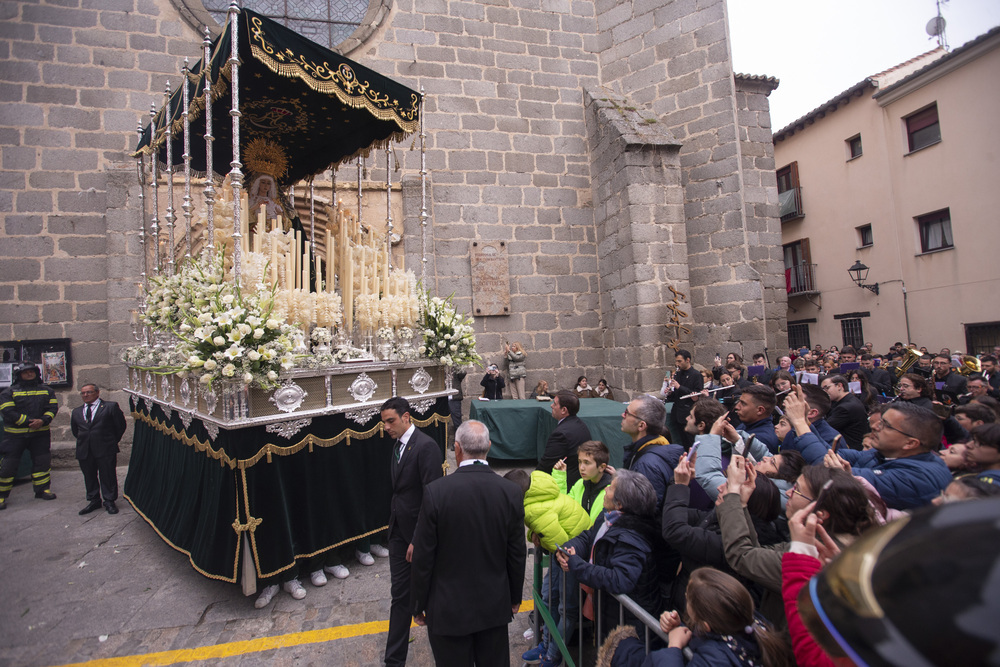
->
[411,419,525,666]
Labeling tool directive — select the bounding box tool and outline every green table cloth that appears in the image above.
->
[469,398,631,468]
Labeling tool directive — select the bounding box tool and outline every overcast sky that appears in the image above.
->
[726,0,1000,131]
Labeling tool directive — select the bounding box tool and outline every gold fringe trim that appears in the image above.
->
[132,406,451,471]
[248,17,418,134]
[124,492,240,583]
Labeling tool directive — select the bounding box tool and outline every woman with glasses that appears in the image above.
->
[715,457,876,628]
[896,373,934,409]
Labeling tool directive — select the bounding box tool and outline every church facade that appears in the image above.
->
[0,0,786,454]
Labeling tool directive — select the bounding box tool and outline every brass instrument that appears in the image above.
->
[893,347,923,379]
[957,355,982,376]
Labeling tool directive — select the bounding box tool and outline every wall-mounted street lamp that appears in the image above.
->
[848,260,879,295]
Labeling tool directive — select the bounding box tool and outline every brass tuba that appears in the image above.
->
[957,355,982,376]
[893,347,923,379]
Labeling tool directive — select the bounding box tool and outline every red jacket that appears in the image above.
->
[781,552,855,667]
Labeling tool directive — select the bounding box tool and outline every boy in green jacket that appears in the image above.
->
[523,441,612,667]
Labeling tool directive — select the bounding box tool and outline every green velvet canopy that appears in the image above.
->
[135,8,420,187]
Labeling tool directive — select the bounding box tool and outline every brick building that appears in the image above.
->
[0,0,786,456]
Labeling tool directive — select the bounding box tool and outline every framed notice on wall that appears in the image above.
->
[0,338,73,389]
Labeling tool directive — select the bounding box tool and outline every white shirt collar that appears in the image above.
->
[458,458,488,467]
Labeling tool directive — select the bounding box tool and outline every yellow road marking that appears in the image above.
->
[55,599,535,667]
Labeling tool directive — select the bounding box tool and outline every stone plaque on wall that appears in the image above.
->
[470,241,510,316]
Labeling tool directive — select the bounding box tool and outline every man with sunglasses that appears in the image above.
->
[835,402,951,510]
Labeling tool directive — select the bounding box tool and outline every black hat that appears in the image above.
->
[799,498,1000,666]
[14,362,40,378]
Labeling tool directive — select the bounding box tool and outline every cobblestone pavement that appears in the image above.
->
[0,466,544,666]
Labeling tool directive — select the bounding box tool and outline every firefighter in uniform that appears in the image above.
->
[0,362,59,508]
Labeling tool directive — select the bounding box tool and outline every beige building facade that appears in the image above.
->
[774,28,1000,355]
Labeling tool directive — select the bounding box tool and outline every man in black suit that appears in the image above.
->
[663,349,704,448]
[860,354,893,396]
[410,419,526,667]
[71,384,127,515]
[381,396,444,667]
[822,375,870,451]
[535,390,592,489]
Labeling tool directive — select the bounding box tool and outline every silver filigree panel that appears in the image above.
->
[270,381,308,413]
[409,367,432,394]
[345,406,380,425]
[348,372,377,403]
[179,378,191,406]
[410,398,434,415]
[204,386,218,415]
[265,418,312,439]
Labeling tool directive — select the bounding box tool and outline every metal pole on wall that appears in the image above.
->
[136,123,149,292]
[203,26,216,251]
[164,80,176,275]
[181,57,193,260]
[228,0,243,287]
[385,146,393,270]
[149,103,161,275]
[418,88,428,285]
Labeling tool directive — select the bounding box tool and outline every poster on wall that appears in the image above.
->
[0,338,73,389]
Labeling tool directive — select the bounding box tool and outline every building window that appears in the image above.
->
[965,321,1000,356]
[840,318,864,350]
[777,161,803,221]
[783,239,816,295]
[857,224,873,248]
[906,104,941,152]
[847,135,863,159]
[174,0,383,52]
[788,323,811,350]
[917,208,953,253]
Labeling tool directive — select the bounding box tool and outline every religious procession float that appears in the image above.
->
[123,6,478,590]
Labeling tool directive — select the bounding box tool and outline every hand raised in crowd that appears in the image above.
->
[553,457,567,472]
[668,625,693,649]
[815,523,841,565]
[673,454,693,486]
[823,448,852,474]
[783,386,812,436]
[710,413,739,443]
[555,545,575,572]
[659,609,682,633]
[788,502,820,545]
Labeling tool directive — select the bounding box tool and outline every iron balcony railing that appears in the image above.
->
[785,263,818,295]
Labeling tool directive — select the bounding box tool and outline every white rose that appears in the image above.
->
[222,294,235,305]
[254,328,264,339]
[213,336,226,346]
[248,350,261,361]
[200,373,214,385]
[243,373,253,384]
[450,344,458,352]
[418,346,427,354]
[187,356,204,368]
[267,371,278,381]
[203,359,218,371]
[266,319,281,329]
[222,363,236,377]
[437,340,447,349]
[179,323,192,332]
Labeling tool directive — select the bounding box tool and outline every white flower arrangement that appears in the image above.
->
[126,250,301,388]
[417,290,481,368]
[310,327,333,344]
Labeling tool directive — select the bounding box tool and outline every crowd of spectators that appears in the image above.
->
[519,342,1000,666]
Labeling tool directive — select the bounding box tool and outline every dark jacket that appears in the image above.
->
[636,633,766,667]
[0,373,58,436]
[735,417,779,454]
[565,512,666,636]
[838,448,951,510]
[864,367,894,395]
[780,417,841,450]
[826,392,869,450]
[933,370,968,402]
[623,435,684,511]
[480,372,505,400]
[537,414,592,489]
[665,367,703,425]
[409,465,526,636]
[389,426,444,543]
[71,400,127,460]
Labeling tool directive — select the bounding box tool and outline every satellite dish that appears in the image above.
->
[926,16,946,37]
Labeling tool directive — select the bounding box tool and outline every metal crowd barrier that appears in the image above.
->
[529,549,690,666]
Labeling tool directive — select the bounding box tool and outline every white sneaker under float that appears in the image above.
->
[369,544,389,558]
[324,564,350,579]
[254,584,279,608]
[356,549,375,566]
[310,569,328,587]
[283,579,307,599]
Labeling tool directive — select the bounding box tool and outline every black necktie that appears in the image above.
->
[86,404,93,423]
[394,440,403,463]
